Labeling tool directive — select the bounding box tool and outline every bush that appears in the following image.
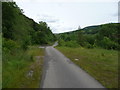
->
[58,39,66,46]
[3,38,20,52]
[65,41,80,48]
[99,37,118,50]
[85,35,95,45]
[21,37,30,50]
[84,42,94,49]
[58,39,80,48]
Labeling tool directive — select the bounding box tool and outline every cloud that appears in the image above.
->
[50,24,77,33]
[37,14,59,23]
[40,19,59,23]
[112,12,118,17]
[36,14,76,33]
[43,17,77,33]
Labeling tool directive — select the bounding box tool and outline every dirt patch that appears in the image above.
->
[21,56,44,88]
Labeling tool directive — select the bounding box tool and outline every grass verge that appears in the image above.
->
[56,47,118,88]
[3,46,44,88]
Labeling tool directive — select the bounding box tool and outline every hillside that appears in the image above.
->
[57,23,120,50]
[2,2,56,88]
[2,2,56,48]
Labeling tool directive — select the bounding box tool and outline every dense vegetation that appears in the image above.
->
[2,2,56,50]
[57,23,120,50]
[2,2,56,88]
[2,2,56,65]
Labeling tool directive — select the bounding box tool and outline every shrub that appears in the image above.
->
[85,35,95,45]
[65,41,80,48]
[85,43,94,49]
[58,39,80,48]
[3,38,20,52]
[99,37,118,50]
[58,39,66,46]
[21,38,30,50]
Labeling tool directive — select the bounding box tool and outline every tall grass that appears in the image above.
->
[3,46,44,88]
[56,47,118,88]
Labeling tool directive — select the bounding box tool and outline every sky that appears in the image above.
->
[14,0,119,33]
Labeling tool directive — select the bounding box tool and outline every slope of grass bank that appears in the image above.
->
[56,47,118,88]
[3,46,44,88]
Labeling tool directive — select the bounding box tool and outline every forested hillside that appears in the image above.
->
[57,23,120,50]
[2,2,56,50]
[2,2,56,88]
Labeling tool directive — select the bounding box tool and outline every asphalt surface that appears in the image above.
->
[40,46,105,88]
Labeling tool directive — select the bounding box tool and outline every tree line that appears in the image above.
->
[2,2,56,52]
[57,23,120,50]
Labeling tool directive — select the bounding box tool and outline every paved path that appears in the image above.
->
[40,46,105,88]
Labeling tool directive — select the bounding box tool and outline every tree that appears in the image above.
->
[77,30,86,46]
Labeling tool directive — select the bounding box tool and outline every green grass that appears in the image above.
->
[3,46,44,88]
[56,47,118,88]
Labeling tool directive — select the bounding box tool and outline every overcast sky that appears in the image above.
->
[14,0,119,33]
